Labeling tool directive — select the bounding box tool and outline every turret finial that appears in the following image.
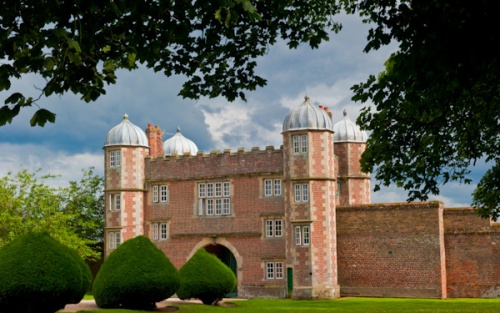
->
[176,126,181,133]
[123,113,129,120]
[343,109,347,117]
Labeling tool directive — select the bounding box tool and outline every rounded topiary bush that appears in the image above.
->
[177,248,237,305]
[0,232,92,313]
[92,235,179,309]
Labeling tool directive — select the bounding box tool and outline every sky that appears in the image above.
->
[0,13,485,208]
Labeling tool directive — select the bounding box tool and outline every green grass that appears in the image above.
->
[82,294,95,300]
[71,298,500,313]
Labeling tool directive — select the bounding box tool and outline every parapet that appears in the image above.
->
[145,146,284,180]
[147,145,284,161]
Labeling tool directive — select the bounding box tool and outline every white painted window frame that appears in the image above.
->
[160,223,167,240]
[160,185,168,202]
[153,185,158,203]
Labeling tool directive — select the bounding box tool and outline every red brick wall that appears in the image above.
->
[444,209,500,298]
[143,148,287,297]
[337,202,447,298]
[155,236,287,298]
[145,147,283,180]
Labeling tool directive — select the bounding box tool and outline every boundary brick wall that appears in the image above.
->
[337,202,447,298]
[444,208,500,298]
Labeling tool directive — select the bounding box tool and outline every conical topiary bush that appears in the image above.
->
[92,235,179,309]
[0,232,92,313]
[177,248,237,305]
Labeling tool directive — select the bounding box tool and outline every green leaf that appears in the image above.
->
[30,109,56,127]
[43,57,56,71]
[215,8,222,22]
[0,105,21,126]
[126,53,136,68]
[225,10,231,28]
[103,45,111,53]
[67,51,82,65]
[0,70,11,91]
[4,93,24,105]
[103,60,116,72]
[67,38,82,53]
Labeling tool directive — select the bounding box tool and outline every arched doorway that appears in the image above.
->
[204,244,237,297]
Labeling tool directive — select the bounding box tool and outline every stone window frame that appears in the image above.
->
[265,219,283,238]
[108,231,121,250]
[264,178,282,197]
[295,225,310,246]
[152,223,159,240]
[152,222,169,240]
[109,150,121,167]
[292,134,307,154]
[264,179,272,196]
[160,185,168,202]
[274,179,282,196]
[197,181,231,217]
[160,223,168,240]
[109,193,121,210]
[153,185,158,203]
[294,183,309,202]
[265,261,284,280]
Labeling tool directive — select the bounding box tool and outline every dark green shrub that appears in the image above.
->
[177,248,237,305]
[92,235,179,309]
[0,232,92,313]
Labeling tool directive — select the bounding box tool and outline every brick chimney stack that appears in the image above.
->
[146,124,164,157]
[320,105,333,120]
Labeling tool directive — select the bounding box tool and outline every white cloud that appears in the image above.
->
[0,143,103,188]
[199,100,283,151]
[370,180,475,208]
[200,103,251,150]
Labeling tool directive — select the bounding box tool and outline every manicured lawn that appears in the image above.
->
[73,298,500,313]
[83,294,95,300]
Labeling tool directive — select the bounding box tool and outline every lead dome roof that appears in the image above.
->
[163,127,198,156]
[333,110,368,142]
[104,114,149,147]
[282,96,333,132]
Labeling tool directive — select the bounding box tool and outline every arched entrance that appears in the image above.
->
[204,244,238,297]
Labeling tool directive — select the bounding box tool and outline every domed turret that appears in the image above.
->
[282,96,333,132]
[333,110,367,142]
[163,127,198,156]
[104,114,149,147]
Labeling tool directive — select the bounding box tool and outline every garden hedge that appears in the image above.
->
[0,232,92,313]
[177,248,237,305]
[92,235,179,309]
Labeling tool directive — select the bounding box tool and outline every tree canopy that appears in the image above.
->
[0,0,341,126]
[1,1,498,218]
[347,0,499,220]
[0,168,104,260]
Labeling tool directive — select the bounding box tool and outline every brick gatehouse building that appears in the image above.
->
[104,97,500,299]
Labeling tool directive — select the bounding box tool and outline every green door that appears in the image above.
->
[286,267,293,298]
[287,267,293,297]
[223,250,237,298]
